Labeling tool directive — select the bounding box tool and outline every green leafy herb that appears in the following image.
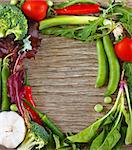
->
[42,17,108,42]
[113,6,132,36]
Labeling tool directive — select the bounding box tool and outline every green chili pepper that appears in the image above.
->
[1,54,11,111]
[95,39,108,88]
[103,35,120,96]
[23,98,65,141]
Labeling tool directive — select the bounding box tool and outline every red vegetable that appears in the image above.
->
[114,37,132,62]
[23,85,42,125]
[22,1,48,21]
[54,4,100,15]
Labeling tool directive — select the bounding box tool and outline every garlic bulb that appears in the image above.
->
[0,111,26,148]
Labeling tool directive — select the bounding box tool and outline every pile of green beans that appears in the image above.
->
[96,35,120,96]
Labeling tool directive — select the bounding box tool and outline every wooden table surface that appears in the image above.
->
[0,0,132,150]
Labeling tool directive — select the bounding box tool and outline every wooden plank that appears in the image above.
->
[0,0,131,150]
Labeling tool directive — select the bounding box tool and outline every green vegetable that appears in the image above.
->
[1,55,11,111]
[10,104,18,111]
[41,17,108,42]
[39,16,98,30]
[90,129,105,150]
[94,104,103,113]
[54,0,97,9]
[124,84,132,145]
[10,0,18,5]
[113,6,132,36]
[67,81,124,143]
[123,62,132,102]
[95,39,108,88]
[23,98,65,141]
[104,97,112,104]
[103,35,120,96]
[0,4,28,40]
[18,121,49,150]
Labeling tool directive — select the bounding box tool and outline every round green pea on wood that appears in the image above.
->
[94,104,103,113]
[104,96,112,104]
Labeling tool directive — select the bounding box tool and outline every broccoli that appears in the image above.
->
[0,3,28,40]
[18,121,49,150]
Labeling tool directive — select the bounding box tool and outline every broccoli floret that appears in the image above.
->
[0,3,28,40]
[18,121,49,150]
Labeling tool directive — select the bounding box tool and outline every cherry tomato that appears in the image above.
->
[22,1,48,21]
[114,37,132,62]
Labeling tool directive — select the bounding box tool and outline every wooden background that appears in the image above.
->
[0,0,132,149]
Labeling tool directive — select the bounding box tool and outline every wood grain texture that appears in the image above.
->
[0,0,132,149]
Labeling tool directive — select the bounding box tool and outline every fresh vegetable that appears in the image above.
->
[39,16,98,30]
[1,54,11,111]
[123,62,132,101]
[103,35,120,96]
[104,96,112,104]
[0,58,2,107]
[54,0,97,9]
[10,0,18,5]
[23,98,65,141]
[23,85,42,125]
[18,121,49,150]
[41,16,106,42]
[67,79,125,144]
[124,83,132,144]
[113,6,132,36]
[0,111,26,148]
[94,104,103,113]
[54,4,100,15]
[95,39,108,88]
[10,104,18,111]
[114,37,132,62]
[0,4,28,40]
[22,1,48,21]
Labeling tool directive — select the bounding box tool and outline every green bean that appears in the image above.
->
[95,39,108,88]
[1,56,10,111]
[103,35,120,96]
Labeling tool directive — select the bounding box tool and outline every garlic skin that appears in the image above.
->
[0,111,26,148]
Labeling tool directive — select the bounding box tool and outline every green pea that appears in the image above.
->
[104,96,112,104]
[103,35,120,96]
[94,104,103,113]
[95,39,108,88]
[10,104,18,112]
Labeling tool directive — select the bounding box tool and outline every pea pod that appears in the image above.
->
[1,55,11,111]
[103,35,120,96]
[95,39,108,88]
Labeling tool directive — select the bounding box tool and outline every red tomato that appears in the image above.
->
[114,37,132,62]
[22,1,48,21]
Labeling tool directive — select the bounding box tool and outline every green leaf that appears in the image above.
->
[98,128,121,150]
[67,120,102,143]
[53,134,61,149]
[90,129,105,150]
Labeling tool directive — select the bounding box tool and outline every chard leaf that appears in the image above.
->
[90,129,105,150]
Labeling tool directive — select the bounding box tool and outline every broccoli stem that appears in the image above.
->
[23,98,65,141]
[39,16,98,30]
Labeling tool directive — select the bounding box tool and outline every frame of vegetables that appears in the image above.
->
[0,0,132,149]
